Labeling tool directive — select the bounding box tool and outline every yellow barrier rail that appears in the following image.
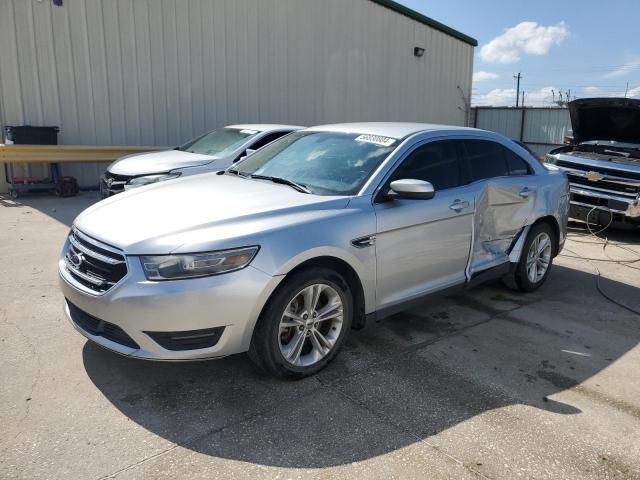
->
[0,144,170,164]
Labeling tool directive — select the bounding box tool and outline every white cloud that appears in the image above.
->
[579,85,640,99]
[473,71,499,82]
[480,21,569,64]
[602,57,640,79]
[473,86,558,106]
[473,84,640,107]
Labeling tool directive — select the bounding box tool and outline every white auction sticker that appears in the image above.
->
[355,134,396,147]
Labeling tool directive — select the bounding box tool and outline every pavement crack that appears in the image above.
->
[0,309,43,452]
[322,382,494,480]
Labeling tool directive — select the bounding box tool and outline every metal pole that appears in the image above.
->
[514,72,522,107]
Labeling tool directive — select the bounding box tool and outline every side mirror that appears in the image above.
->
[389,179,435,200]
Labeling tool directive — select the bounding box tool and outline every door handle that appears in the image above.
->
[519,187,532,199]
[449,199,470,212]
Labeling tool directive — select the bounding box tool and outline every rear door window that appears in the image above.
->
[505,148,531,176]
[389,140,465,191]
[461,140,509,181]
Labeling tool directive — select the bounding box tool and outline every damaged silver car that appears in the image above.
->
[59,123,569,379]
[546,98,640,227]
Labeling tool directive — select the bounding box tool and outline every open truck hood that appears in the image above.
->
[568,97,640,145]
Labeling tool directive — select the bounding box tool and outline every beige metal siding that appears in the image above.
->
[0,0,473,188]
[472,107,571,156]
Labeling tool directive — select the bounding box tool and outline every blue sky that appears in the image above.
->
[398,0,640,106]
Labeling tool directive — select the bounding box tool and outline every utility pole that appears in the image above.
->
[514,72,522,107]
[625,81,629,97]
[521,91,525,107]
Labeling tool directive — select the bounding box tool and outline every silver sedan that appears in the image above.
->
[59,123,569,378]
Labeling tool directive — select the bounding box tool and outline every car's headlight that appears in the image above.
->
[544,154,558,165]
[140,246,259,280]
[127,172,181,188]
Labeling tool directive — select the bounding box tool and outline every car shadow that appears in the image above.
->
[82,262,640,468]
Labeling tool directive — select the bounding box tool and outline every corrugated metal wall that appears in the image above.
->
[471,107,571,156]
[0,0,474,188]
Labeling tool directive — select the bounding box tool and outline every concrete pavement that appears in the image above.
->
[1,192,639,479]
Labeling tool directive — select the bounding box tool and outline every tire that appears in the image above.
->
[249,266,353,379]
[508,222,555,292]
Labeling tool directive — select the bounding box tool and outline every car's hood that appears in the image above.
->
[108,149,218,176]
[568,97,640,145]
[74,174,350,254]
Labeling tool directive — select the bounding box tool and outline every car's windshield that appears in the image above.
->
[231,131,398,195]
[179,128,258,156]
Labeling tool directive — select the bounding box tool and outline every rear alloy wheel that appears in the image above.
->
[525,232,552,284]
[249,267,352,379]
[510,223,556,292]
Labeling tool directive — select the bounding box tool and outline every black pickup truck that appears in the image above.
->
[546,98,640,227]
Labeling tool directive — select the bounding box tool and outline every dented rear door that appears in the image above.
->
[460,140,537,276]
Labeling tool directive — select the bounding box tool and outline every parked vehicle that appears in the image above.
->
[546,98,640,227]
[100,124,302,197]
[60,123,568,378]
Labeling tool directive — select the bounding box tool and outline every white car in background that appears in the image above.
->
[100,124,302,197]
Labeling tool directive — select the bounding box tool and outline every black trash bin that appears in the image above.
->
[4,125,64,198]
[4,125,59,145]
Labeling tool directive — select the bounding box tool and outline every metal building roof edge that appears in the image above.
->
[369,0,478,47]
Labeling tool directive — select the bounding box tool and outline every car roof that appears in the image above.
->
[303,122,477,140]
[226,124,304,132]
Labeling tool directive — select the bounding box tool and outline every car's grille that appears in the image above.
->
[556,160,640,198]
[67,300,139,349]
[556,159,640,180]
[63,227,127,294]
[567,174,640,196]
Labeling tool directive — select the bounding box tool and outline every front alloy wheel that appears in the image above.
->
[249,267,353,379]
[279,283,344,367]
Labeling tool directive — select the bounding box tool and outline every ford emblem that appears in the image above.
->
[69,252,84,269]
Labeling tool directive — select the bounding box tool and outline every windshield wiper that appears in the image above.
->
[249,174,312,194]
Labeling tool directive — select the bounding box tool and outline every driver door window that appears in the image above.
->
[388,140,465,190]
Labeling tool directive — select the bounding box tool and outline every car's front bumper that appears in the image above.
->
[569,185,640,225]
[59,252,283,360]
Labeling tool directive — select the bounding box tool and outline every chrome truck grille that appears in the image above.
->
[556,159,640,198]
[63,227,127,294]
